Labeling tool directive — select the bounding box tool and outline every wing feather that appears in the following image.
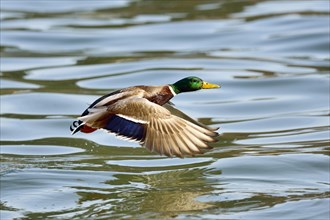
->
[78,96,218,157]
[163,103,219,132]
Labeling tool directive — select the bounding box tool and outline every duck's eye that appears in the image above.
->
[192,79,197,83]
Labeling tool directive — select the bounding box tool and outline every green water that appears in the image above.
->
[1,0,329,219]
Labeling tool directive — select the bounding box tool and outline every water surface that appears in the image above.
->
[1,0,329,219]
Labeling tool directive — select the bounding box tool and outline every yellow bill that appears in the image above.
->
[202,81,221,89]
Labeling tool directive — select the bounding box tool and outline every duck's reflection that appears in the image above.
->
[137,169,215,213]
[74,167,217,217]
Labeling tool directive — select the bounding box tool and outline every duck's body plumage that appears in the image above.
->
[71,77,220,158]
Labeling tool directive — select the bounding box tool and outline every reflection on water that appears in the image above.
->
[1,0,329,219]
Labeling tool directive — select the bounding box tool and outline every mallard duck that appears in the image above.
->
[70,76,220,157]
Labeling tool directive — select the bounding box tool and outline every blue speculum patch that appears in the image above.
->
[105,115,145,141]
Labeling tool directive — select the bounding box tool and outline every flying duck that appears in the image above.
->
[70,76,220,157]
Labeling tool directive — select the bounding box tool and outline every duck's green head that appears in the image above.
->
[170,76,220,94]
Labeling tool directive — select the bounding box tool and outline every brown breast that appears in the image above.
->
[141,85,174,105]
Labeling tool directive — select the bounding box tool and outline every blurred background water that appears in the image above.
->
[0,0,329,219]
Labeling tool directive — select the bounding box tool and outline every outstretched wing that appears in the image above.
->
[163,103,219,131]
[78,97,218,157]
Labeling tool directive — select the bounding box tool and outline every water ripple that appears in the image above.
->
[1,0,329,219]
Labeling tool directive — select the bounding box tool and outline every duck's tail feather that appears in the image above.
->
[70,120,97,135]
[70,120,83,135]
